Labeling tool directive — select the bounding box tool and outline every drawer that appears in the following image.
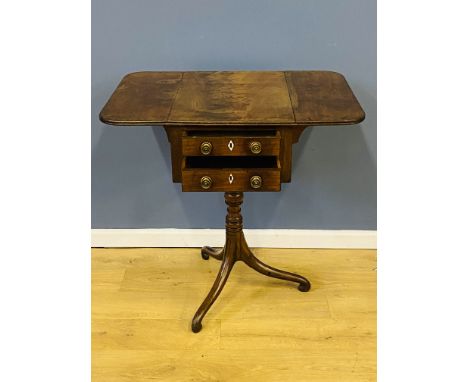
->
[181,156,281,192]
[182,130,280,157]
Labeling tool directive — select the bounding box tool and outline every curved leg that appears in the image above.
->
[240,236,311,292]
[201,246,224,261]
[192,243,236,333]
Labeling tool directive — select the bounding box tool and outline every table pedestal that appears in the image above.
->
[192,192,311,333]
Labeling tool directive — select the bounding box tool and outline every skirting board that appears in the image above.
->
[91,229,376,249]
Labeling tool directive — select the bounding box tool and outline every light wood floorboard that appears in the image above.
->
[92,247,376,381]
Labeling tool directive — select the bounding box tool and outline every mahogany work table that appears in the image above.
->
[100,71,365,333]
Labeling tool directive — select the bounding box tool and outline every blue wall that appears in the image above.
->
[92,0,376,229]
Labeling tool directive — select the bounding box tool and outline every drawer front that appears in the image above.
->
[182,135,280,157]
[182,168,281,192]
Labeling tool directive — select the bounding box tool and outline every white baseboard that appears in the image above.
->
[91,229,376,249]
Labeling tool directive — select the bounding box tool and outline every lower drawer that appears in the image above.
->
[181,157,281,192]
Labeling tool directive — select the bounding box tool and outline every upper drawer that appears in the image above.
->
[182,131,280,156]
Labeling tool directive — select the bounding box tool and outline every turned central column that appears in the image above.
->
[225,192,243,234]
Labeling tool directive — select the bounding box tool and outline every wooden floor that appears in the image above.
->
[92,248,376,381]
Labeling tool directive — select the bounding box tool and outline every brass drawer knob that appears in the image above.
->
[249,141,262,154]
[200,176,213,189]
[200,141,213,155]
[250,175,262,189]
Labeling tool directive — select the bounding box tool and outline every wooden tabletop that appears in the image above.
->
[100,71,365,126]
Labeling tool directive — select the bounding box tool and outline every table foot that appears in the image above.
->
[191,321,202,333]
[201,246,224,261]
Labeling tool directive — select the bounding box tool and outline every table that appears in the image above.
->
[100,71,365,332]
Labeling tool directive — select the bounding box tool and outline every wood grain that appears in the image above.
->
[92,247,376,381]
[100,71,365,126]
[168,71,295,124]
[99,71,183,125]
[285,71,365,125]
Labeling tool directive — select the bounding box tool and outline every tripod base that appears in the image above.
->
[192,192,311,333]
